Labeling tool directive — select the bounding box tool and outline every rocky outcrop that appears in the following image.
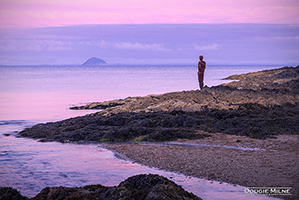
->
[1,174,201,200]
[72,65,299,114]
[19,110,209,143]
[20,66,299,141]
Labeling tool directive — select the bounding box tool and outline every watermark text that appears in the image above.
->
[244,187,292,196]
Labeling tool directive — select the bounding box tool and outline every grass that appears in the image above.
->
[132,135,148,142]
[101,138,110,143]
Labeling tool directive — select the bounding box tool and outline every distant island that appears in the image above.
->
[82,57,107,66]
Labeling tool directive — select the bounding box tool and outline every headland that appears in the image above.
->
[17,65,299,199]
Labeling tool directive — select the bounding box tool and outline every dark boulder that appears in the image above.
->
[0,187,29,200]
[24,174,201,200]
[116,174,202,200]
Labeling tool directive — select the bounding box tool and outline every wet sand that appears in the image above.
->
[105,131,299,200]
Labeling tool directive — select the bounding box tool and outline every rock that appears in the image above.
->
[19,111,208,142]
[116,174,201,200]
[70,100,124,110]
[81,57,107,66]
[0,187,29,200]
[5,174,200,200]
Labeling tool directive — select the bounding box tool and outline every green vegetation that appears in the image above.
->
[101,138,110,143]
[132,135,148,142]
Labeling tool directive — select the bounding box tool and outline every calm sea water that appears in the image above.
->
[0,65,283,121]
[0,65,282,199]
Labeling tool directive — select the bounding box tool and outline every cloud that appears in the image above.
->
[253,36,299,42]
[1,0,299,27]
[0,39,73,51]
[113,42,169,51]
[83,40,170,51]
[194,43,219,51]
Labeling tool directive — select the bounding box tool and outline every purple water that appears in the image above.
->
[0,65,282,199]
[0,65,283,121]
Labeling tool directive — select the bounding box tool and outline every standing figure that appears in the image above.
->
[198,55,206,90]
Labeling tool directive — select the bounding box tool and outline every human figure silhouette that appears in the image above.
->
[198,55,206,90]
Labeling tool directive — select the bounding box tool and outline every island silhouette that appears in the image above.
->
[82,57,107,66]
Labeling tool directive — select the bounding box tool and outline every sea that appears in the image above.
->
[0,64,283,200]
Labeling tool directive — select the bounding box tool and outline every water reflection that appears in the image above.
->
[0,122,278,200]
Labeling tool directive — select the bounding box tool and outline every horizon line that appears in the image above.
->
[2,22,298,29]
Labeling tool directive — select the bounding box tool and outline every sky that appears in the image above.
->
[0,0,299,65]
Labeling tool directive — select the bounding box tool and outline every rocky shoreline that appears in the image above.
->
[20,65,299,142]
[16,65,299,199]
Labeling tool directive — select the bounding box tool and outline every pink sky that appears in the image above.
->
[0,0,298,27]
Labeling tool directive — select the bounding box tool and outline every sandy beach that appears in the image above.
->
[105,132,299,199]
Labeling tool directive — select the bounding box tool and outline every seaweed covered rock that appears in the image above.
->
[0,187,29,200]
[19,111,208,143]
[116,174,201,200]
[20,101,299,141]
[30,174,201,200]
